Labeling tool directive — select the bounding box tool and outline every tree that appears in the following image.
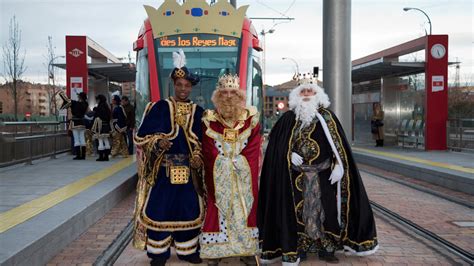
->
[44,35,58,119]
[2,15,27,121]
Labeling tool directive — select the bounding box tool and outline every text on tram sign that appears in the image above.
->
[158,34,238,47]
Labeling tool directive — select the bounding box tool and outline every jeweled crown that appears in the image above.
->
[217,74,240,90]
[293,72,318,86]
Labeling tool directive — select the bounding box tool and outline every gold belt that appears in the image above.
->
[161,154,189,185]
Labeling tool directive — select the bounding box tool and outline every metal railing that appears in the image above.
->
[0,121,71,167]
[446,118,474,152]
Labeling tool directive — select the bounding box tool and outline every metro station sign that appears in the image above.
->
[157,34,239,48]
[69,48,84,58]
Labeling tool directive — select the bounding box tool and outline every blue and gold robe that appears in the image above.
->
[133,97,204,257]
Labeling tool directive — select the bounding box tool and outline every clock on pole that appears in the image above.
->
[430,43,446,59]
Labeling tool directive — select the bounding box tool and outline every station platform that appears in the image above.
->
[0,145,472,265]
[0,154,137,266]
[352,143,474,195]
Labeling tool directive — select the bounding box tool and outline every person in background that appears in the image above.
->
[84,110,96,157]
[110,95,129,158]
[58,91,89,160]
[92,94,112,161]
[371,103,384,147]
[121,96,136,155]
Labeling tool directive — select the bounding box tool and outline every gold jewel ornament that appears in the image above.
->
[216,74,240,90]
[175,68,186,78]
[293,72,318,86]
[175,102,191,126]
[170,165,189,184]
[223,128,238,143]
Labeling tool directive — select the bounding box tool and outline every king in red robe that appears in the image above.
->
[200,74,262,259]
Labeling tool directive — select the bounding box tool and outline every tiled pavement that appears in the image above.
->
[360,165,474,256]
[47,165,471,265]
[47,193,135,266]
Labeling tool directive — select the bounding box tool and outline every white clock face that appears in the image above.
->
[431,44,446,59]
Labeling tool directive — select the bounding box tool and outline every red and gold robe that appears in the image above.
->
[200,106,262,259]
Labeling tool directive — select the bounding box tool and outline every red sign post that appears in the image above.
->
[66,36,88,98]
[425,35,448,150]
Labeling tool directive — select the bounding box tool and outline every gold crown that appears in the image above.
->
[145,0,249,38]
[217,74,240,90]
[293,72,318,86]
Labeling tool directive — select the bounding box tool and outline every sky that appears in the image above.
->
[1,0,473,86]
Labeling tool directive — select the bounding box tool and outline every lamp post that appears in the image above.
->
[403,7,432,35]
[260,29,275,84]
[260,29,274,131]
[282,57,300,75]
[48,55,65,119]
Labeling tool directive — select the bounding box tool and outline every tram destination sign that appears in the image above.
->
[158,34,238,48]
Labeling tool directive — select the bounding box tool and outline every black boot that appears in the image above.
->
[380,139,384,147]
[181,254,202,264]
[96,150,104,161]
[318,250,339,264]
[81,146,86,160]
[375,140,381,147]
[103,149,110,161]
[150,257,167,266]
[73,146,81,160]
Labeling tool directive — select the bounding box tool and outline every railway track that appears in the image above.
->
[371,201,473,265]
[96,167,473,265]
[361,167,473,265]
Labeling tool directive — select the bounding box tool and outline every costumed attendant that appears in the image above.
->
[371,103,384,147]
[58,91,89,160]
[133,49,204,266]
[110,95,129,158]
[200,74,262,263]
[84,110,95,156]
[92,94,112,161]
[258,73,378,265]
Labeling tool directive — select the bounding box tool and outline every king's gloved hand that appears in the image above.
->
[291,152,303,166]
[329,163,344,184]
[158,139,172,151]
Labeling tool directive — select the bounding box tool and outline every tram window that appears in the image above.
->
[135,48,150,128]
[155,46,238,110]
[251,58,263,112]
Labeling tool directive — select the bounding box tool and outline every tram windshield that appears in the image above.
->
[155,42,239,110]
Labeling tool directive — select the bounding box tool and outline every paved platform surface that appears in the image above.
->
[0,153,136,266]
[353,143,473,171]
[53,166,471,265]
[1,144,473,265]
[352,144,474,195]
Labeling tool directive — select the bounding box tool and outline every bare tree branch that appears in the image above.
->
[2,15,27,121]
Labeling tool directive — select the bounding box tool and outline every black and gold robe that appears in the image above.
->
[258,108,378,262]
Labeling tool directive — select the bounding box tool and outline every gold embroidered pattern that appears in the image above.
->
[147,235,173,249]
[170,165,189,184]
[223,128,238,143]
[175,68,186,78]
[175,101,192,127]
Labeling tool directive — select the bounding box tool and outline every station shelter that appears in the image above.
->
[55,36,136,107]
[351,35,449,151]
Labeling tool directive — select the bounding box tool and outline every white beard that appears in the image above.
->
[294,95,319,128]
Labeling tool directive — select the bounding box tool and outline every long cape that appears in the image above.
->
[257,108,378,258]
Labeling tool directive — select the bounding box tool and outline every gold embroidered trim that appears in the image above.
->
[147,235,173,248]
[139,187,204,231]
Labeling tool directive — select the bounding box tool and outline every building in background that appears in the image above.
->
[0,81,60,120]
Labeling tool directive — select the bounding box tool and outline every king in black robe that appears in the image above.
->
[258,108,378,263]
